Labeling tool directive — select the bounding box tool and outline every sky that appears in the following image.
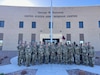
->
[0,0,100,7]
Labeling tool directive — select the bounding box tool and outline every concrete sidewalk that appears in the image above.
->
[0,56,100,75]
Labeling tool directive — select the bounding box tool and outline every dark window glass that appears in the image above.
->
[32,22,36,28]
[66,34,71,41]
[18,33,23,44]
[19,21,24,28]
[49,22,53,28]
[79,21,83,28]
[98,21,100,28]
[66,22,71,28]
[31,34,36,42]
[80,34,84,41]
[0,21,4,27]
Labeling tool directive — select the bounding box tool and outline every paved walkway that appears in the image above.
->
[0,56,100,75]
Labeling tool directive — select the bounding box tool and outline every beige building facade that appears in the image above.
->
[0,5,100,51]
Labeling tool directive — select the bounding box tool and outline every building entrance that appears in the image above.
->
[40,34,62,43]
[43,38,59,43]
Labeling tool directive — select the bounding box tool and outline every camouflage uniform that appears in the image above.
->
[82,45,89,65]
[31,43,38,65]
[44,44,50,64]
[38,45,44,64]
[75,46,80,65]
[25,45,32,67]
[57,43,62,64]
[79,44,83,64]
[23,41,28,65]
[62,44,68,64]
[17,44,25,66]
[67,46,74,64]
[50,43,56,63]
[88,46,94,67]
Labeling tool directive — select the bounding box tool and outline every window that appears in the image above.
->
[32,22,36,28]
[79,34,84,43]
[49,22,53,28]
[18,33,23,44]
[98,21,100,28]
[0,21,4,27]
[79,21,83,28]
[0,33,3,50]
[31,34,36,42]
[66,34,71,44]
[66,22,71,28]
[19,21,24,28]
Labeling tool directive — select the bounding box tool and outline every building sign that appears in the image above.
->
[24,15,34,17]
[24,11,78,18]
[67,15,78,18]
[38,11,64,14]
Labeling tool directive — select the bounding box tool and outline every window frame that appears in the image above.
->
[0,21,4,27]
[49,22,53,29]
[66,22,71,28]
[32,22,36,28]
[18,33,23,44]
[79,21,83,28]
[98,21,100,28]
[19,21,24,28]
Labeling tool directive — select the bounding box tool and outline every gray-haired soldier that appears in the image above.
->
[88,46,94,67]
[25,44,32,67]
[17,43,25,66]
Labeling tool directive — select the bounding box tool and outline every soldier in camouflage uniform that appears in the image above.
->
[88,46,94,67]
[62,43,68,64]
[72,42,77,63]
[82,43,89,65]
[56,43,63,64]
[38,44,44,64]
[50,43,56,63]
[74,45,80,65]
[25,44,32,67]
[17,43,25,66]
[67,44,74,64]
[31,43,38,65]
[79,43,83,64]
[44,43,50,64]
[23,41,28,65]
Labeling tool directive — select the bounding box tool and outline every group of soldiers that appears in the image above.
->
[17,41,94,67]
